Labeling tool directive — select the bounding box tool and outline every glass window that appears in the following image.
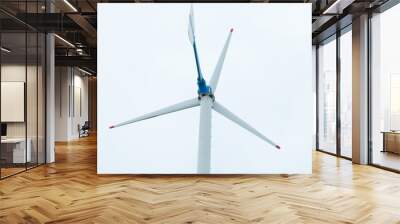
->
[371,3,400,171]
[340,29,352,158]
[318,37,337,154]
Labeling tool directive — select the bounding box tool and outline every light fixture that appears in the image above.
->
[1,47,11,53]
[54,34,75,48]
[63,0,78,12]
[78,67,93,76]
[76,48,86,56]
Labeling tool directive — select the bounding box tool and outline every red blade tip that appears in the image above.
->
[276,145,281,149]
[230,28,234,32]
[109,125,114,129]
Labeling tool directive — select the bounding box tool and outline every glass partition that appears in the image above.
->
[317,37,337,154]
[0,1,46,179]
[371,4,400,171]
[0,31,28,177]
[339,29,352,158]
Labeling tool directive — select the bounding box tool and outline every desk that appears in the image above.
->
[1,138,31,163]
[382,131,400,154]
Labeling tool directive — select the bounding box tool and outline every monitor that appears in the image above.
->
[1,123,7,137]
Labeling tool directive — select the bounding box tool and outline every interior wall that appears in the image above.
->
[98,4,313,174]
[88,77,97,132]
[72,72,89,138]
[1,64,40,138]
[55,66,89,141]
[55,67,69,141]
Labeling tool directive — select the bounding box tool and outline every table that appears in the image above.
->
[381,131,400,154]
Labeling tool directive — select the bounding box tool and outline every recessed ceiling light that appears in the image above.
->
[54,34,75,48]
[78,67,93,76]
[1,47,11,53]
[63,0,78,12]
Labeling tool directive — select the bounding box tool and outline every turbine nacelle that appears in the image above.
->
[197,77,212,96]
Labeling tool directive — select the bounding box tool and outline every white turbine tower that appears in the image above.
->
[110,6,281,174]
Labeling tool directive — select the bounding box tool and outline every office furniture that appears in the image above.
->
[382,131,400,154]
[0,138,32,164]
[79,121,90,138]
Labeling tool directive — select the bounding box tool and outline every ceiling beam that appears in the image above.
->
[67,13,97,46]
[323,0,356,14]
[55,55,96,69]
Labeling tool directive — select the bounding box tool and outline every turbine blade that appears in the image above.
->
[197,97,213,173]
[212,101,280,149]
[188,4,195,45]
[188,5,204,81]
[109,98,200,129]
[209,29,234,93]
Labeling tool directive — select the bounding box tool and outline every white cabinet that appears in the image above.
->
[1,138,32,163]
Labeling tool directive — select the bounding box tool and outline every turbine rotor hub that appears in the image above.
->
[198,92,215,101]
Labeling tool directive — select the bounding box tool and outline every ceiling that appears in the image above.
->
[0,0,394,74]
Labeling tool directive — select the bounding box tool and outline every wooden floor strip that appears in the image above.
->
[0,135,400,223]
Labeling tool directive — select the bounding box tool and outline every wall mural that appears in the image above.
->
[98,3,312,174]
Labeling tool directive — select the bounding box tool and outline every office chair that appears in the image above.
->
[79,121,90,138]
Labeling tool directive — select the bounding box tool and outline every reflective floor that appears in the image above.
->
[373,150,400,171]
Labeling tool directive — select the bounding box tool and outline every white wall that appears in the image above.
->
[55,67,89,141]
[55,67,69,141]
[1,65,26,137]
[1,65,40,138]
[1,63,46,163]
[71,73,89,138]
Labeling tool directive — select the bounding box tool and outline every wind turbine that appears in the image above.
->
[109,6,281,173]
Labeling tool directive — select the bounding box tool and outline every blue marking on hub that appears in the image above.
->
[197,78,210,95]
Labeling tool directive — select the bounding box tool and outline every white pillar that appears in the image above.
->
[312,45,317,150]
[46,1,56,163]
[352,14,369,164]
[46,33,55,163]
